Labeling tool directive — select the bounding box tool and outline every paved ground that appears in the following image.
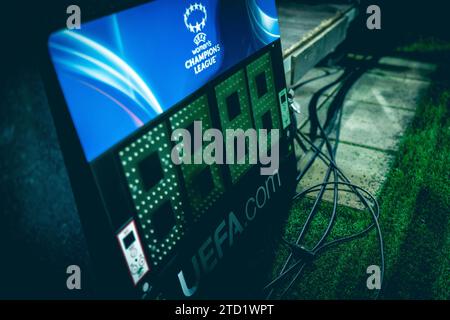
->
[293,56,435,208]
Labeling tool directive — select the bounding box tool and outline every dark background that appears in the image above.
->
[0,0,149,299]
[0,0,448,299]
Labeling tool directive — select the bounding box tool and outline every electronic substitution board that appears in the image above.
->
[44,0,297,298]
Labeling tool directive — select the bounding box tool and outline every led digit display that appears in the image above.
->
[119,122,185,267]
[247,52,281,149]
[214,69,255,184]
[169,95,225,221]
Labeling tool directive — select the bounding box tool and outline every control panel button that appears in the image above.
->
[117,220,150,285]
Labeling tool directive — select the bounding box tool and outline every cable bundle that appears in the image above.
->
[265,58,384,299]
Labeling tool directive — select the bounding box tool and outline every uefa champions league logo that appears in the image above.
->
[184,3,208,46]
[183,2,221,75]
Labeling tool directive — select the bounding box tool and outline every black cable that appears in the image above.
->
[266,71,347,299]
[284,181,384,299]
[267,69,352,299]
[265,183,379,290]
[266,180,383,298]
[294,73,348,181]
[294,139,385,293]
[265,56,384,299]
[296,135,383,251]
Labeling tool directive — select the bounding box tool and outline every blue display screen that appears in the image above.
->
[49,0,280,162]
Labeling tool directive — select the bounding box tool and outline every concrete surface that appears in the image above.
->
[302,99,416,152]
[295,56,434,209]
[298,143,394,209]
[345,73,430,111]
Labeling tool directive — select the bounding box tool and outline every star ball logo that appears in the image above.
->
[183,2,221,75]
[184,3,208,46]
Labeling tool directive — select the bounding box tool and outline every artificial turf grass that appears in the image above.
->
[270,86,450,300]
[378,87,449,299]
[270,193,379,299]
[397,37,450,55]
